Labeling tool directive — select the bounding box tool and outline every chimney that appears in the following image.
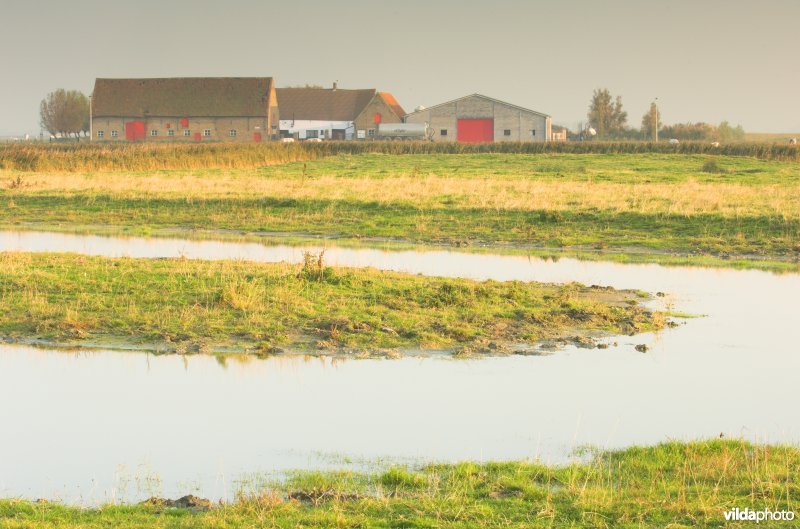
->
[332,81,337,91]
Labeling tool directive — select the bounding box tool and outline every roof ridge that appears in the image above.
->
[405,93,550,118]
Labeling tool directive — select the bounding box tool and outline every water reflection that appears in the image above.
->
[1,230,799,504]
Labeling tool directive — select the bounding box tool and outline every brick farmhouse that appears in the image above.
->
[276,85,405,140]
[91,77,278,142]
[90,78,557,143]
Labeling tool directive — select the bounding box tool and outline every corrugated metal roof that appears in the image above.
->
[276,87,376,121]
[92,77,274,118]
[404,93,551,118]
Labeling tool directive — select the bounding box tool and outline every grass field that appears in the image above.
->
[0,252,663,355]
[1,440,797,528]
[2,152,799,263]
[745,132,800,143]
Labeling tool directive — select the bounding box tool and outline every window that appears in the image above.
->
[531,129,536,136]
[229,129,237,137]
[168,129,175,136]
[96,130,104,138]
[110,130,118,138]
[367,129,375,137]
[440,129,448,136]
[307,130,319,139]
[203,129,211,136]
[150,130,158,137]
[184,129,191,136]
[504,129,511,136]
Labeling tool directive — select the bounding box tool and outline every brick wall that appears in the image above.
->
[354,94,403,139]
[92,116,271,142]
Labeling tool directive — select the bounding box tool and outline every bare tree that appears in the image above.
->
[40,89,89,139]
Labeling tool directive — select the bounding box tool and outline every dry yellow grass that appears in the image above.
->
[8,170,800,219]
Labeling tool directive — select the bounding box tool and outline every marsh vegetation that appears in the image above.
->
[2,440,797,528]
[0,252,664,355]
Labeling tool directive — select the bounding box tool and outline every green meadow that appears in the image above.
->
[2,150,799,267]
[0,252,663,355]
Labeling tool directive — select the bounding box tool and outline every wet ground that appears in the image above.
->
[1,230,798,504]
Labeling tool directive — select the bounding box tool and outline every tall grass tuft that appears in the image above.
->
[701,159,727,173]
[1,141,797,172]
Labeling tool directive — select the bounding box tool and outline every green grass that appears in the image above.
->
[1,440,797,528]
[0,252,663,355]
[246,151,800,184]
[3,153,799,264]
[7,194,796,257]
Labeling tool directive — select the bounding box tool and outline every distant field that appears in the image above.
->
[745,132,800,143]
[2,152,799,264]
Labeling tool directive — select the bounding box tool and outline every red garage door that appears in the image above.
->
[125,121,145,141]
[457,119,494,143]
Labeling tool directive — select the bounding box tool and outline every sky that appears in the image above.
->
[2,0,799,136]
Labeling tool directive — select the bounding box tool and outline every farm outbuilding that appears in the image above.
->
[276,84,405,140]
[404,94,552,143]
[91,77,279,142]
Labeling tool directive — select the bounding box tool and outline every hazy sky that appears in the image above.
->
[2,0,799,135]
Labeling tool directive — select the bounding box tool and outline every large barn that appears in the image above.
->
[91,77,279,142]
[276,85,405,140]
[404,94,552,143]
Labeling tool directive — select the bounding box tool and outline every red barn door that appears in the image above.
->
[125,121,145,141]
[457,119,494,143]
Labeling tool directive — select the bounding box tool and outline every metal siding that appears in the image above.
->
[457,119,493,143]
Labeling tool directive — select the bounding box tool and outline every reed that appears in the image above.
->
[1,140,797,172]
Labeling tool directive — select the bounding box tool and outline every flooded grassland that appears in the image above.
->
[0,251,665,356]
[1,149,799,525]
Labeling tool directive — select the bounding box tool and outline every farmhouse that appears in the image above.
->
[552,125,569,142]
[276,84,405,140]
[404,94,552,143]
[91,77,279,142]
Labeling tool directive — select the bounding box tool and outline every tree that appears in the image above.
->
[660,122,716,141]
[718,121,745,142]
[641,102,662,141]
[40,89,89,138]
[587,88,628,138]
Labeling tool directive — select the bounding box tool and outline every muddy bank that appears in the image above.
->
[0,326,668,360]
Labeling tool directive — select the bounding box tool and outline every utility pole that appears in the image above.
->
[653,98,659,142]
